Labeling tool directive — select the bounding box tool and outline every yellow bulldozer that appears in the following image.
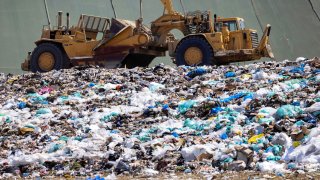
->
[21,0,273,72]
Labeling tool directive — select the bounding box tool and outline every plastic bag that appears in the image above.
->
[149,82,165,92]
[186,67,207,79]
[183,118,208,131]
[276,105,304,119]
[225,71,236,78]
[36,108,52,115]
[178,100,196,113]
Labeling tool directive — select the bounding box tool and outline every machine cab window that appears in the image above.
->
[215,19,245,32]
[77,14,111,40]
[238,19,246,30]
[226,21,238,31]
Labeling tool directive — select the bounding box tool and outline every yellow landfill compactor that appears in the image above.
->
[21,0,274,72]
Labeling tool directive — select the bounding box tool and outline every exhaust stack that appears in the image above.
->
[57,11,63,29]
[66,12,70,33]
[214,14,217,31]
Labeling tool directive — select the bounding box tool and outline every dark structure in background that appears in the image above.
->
[0,0,319,73]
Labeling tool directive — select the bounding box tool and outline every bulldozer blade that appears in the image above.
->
[256,24,274,58]
[265,44,275,59]
[70,53,128,69]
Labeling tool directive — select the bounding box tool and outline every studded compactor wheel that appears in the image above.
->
[30,43,69,73]
[175,36,214,66]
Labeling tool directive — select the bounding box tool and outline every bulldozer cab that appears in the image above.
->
[213,17,258,50]
[76,14,111,40]
[215,18,245,32]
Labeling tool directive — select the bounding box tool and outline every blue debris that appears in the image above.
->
[289,64,305,74]
[220,92,246,103]
[186,67,207,79]
[88,82,95,87]
[172,132,179,138]
[211,107,224,114]
[17,102,26,109]
[225,71,236,78]
[220,132,228,140]
[162,104,169,111]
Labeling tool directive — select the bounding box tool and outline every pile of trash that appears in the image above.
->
[0,57,319,179]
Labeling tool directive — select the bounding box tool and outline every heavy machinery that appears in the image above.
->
[21,0,165,72]
[152,0,274,66]
[21,0,273,72]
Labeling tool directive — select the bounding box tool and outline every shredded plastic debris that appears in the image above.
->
[0,58,319,178]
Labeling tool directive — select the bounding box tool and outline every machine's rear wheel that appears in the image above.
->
[30,43,69,73]
[176,36,214,66]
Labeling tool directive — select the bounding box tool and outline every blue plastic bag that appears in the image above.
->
[17,102,26,109]
[220,132,228,140]
[220,92,245,103]
[211,107,223,114]
[289,64,305,74]
[186,67,207,78]
[225,71,236,78]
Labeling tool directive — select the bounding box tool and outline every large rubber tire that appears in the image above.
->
[30,43,69,73]
[175,36,214,66]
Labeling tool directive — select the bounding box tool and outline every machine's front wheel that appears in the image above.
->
[175,36,214,66]
[30,43,69,73]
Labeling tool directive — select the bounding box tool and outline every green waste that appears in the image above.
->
[272,145,282,156]
[222,157,233,163]
[48,144,63,153]
[266,155,281,161]
[183,118,209,131]
[137,134,151,142]
[178,100,196,114]
[258,117,274,124]
[5,117,11,123]
[100,112,119,122]
[215,108,240,124]
[59,136,69,142]
[74,136,83,141]
[36,108,52,115]
[276,105,304,119]
[24,124,35,129]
